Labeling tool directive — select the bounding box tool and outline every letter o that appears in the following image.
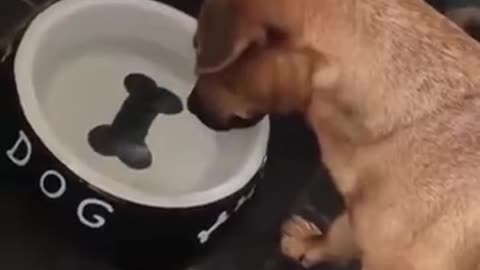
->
[39,170,67,199]
[77,198,114,229]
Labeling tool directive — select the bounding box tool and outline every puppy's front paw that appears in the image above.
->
[280,215,325,268]
[282,215,323,239]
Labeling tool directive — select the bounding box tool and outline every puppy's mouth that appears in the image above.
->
[192,113,233,131]
[187,93,265,131]
[228,114,265,129]
[191,112,265,132]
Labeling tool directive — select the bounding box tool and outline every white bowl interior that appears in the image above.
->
[14,0,269,208]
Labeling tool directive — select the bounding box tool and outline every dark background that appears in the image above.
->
[0,0,454,270]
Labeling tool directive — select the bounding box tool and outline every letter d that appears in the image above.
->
[6,130,32,167]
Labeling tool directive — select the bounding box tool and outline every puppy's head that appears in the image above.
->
[187,0,339,131]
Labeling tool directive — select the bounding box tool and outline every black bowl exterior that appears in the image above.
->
[1,53,267,268]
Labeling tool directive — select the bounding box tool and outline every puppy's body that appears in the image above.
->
[187,0,480,269]
[301,4,480,268]
[313,104,480,269]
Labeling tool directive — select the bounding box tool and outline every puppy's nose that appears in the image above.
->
[187,93,200,115]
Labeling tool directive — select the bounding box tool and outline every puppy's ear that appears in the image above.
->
[194,0,267,74]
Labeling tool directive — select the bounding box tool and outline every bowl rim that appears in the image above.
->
[14,0,270,208]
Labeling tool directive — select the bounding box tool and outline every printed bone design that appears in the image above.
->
[88,73,183,170]
[198,211,229,244]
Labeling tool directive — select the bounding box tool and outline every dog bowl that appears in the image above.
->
[3,0,269,266]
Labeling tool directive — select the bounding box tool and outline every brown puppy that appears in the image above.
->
[187,0,480,269]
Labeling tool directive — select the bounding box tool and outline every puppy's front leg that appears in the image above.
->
[280,212,359,268]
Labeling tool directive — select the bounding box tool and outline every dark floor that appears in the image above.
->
[0,0,455,269]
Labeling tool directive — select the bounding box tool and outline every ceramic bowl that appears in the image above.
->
[2,0,269,266]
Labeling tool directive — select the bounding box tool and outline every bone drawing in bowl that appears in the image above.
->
[88,73,184,170]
